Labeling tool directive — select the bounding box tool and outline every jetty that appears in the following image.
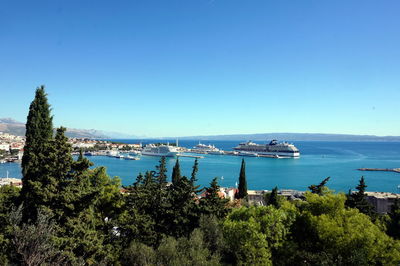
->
[357,168,400,173]
[177,154,204,159]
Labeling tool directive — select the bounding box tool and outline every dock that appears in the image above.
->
[177,154,204,159]
[357,168,400,173]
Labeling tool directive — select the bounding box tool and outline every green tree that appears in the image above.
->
[308,176,330,195]
[199,177,229,219]
[198,215,225,257]
[191,158,199,184]
[265,186,281,208]
[10,207,67,266]
[346,176,375,217]
[119,172,158,247]
[166,174,199,238]
[236,159,248,199]
[20,86,55,220]
[121,241,156,266]
[0,185,20,264]
[387,198,400,239]
[156,230,221,266]
[278,192,400,265]
[190,159,202,195]
[171,158,182,185]
[155,156,168,186]
[223,206,295,265]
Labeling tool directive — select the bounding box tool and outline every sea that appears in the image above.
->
[1,140,400,193]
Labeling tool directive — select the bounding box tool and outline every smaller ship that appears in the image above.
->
[191,142,224,155]
[142,144,179,157]
[107,150,119,157]
[124,155,140,160]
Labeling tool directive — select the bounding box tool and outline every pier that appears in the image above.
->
[177,154,204,159]
[357,168,400,173]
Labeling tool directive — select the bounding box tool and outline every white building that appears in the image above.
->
[72,143,96,149]
[0,143,10,151]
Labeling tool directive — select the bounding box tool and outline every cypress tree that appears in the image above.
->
[20,86,55,220]
[266,186,280,208]
[352,176,375,216]
[236,159,248,199]
[171,158,181,185]
[189,159,202,195]
[190,158,199,184]
[52,127,73,181]
[21,86,53,178]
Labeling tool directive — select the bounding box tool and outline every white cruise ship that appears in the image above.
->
[191,143,224,155]
[142,144,179,157]
[233,140,300,158]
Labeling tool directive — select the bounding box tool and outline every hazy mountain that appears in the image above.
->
[0,118,138,139]
[168,133,400,142]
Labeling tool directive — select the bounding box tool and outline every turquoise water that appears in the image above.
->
[1,141,400,193]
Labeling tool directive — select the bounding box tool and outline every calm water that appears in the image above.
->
[1,140,400,193]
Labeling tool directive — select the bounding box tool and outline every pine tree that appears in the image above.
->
[200,177,229,219]
[266,186,280,208]
[236,159,248,199]
[308,177,330,195]
[167,175,199,238]
[155,157,168,186]
[171,159,181,185]
[351,176,375,216]
[20,86,55,220]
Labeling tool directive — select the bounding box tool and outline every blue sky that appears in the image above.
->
[1,0,399,137]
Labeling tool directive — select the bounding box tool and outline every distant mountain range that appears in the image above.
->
[2,118,399,141]
[0,118,138,139]
[169,133,400,142]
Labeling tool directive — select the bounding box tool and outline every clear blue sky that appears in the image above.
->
[1,0,399,137]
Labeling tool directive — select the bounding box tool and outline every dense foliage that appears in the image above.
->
[0,87,399,265]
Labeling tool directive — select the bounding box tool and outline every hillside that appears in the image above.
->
[0,118,136,139]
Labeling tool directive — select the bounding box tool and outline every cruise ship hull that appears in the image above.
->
[258,152,300,158]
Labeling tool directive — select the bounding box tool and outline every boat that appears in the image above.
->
[124,155,140,160]
[141,144,179,157]
[208,150,225,155]
[234,140,300,158]
[130,150,141,155]
[107,150,119,157]
[191,143,224,155]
